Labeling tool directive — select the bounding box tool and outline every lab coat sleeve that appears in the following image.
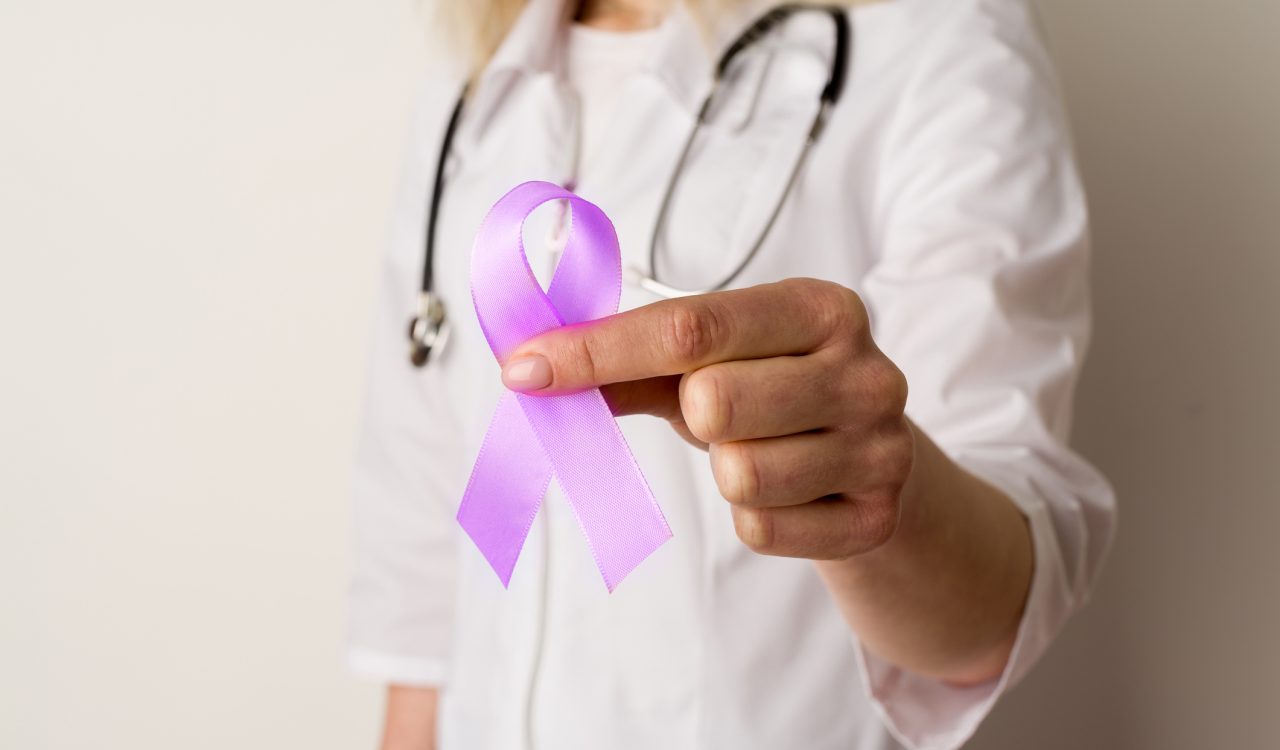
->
[854,0,1117,747]
[345,81,464,688]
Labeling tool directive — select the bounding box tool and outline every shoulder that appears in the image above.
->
[851,0,1056,80]
[858,0,1044,36]
[846,0,1069,142]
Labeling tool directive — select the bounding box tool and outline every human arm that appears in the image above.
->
[498,279,1029,682]
[380,686,439,750]
[815,422,1032,685]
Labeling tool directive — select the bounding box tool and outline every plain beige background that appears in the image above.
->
[1,1,1275,748]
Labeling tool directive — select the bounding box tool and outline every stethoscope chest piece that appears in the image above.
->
[408,291,449,367]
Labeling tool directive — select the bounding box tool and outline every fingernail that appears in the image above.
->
[502,355,552,391]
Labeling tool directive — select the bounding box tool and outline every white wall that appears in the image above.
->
[2,1,1276,748]
[0,1,424,747]
[975,1,1280,747]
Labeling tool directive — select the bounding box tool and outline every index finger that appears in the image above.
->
[501,278,862,393]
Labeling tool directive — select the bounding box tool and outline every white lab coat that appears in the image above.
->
[346,0,1117,748]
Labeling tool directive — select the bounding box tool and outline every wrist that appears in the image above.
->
[813,422,1032,682]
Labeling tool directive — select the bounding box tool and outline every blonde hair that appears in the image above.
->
[433,1,872,75]
[433,0,529,73]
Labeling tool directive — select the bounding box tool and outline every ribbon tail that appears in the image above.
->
[457,391,552,587]
[517,389,672,591]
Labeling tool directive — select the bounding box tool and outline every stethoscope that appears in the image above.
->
[409,3,850,367]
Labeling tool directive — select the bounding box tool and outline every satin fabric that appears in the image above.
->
[458,182,671,590]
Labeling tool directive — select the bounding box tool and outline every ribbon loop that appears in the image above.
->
[457,182,672,591]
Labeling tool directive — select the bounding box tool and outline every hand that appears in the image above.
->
[501,278,915,560]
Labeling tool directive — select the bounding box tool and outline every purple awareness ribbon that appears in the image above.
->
[457,181,672,592]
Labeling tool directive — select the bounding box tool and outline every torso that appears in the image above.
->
[394,2,964,747]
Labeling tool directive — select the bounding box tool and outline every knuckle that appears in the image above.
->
[862,359,908,413]
[889,367,909,413]
[714,443,761,506]
[884,366,909,414]
[779,276,829,299]
[807,280,867,342]
[732,508,774,553]
[812,506,871,561]
[886,426,915,481]
[828,531,864,561]
[661,302,722,366]
[835,496,898,558]
[681,370,734,443]
[857,501,900,551]
[547,331,601,388]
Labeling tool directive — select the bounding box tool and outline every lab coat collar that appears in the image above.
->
[482,0,570,80]
[465,0,772,129]
[645,3,715,115]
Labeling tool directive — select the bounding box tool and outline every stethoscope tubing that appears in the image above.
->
[407,3,851,366]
